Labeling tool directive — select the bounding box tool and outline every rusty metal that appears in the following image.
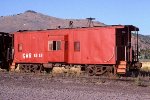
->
[95,66,106,75]
[86,17,95,27]
[86,65,96,76]
[19,64,42,73]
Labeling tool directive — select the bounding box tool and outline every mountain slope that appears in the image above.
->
[132,34,150,50]
[0,10,105,33]
[0,10,149,51]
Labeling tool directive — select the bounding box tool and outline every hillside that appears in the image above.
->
[132,34,150,50]
[133,34,150,59]
[0,10,150,52]
[0,10,105,33]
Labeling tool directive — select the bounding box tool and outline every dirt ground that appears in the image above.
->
[0,72,150,100]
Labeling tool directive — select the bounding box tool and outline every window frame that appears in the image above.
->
[74,41,80,52]
[48,40,61,51]
[18,43,23,52]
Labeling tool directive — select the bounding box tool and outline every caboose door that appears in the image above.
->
[47,35,66,62]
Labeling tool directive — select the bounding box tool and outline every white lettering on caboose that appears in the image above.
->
[23,53,26,59]
[34,54,38,58]
[22,53,43,59]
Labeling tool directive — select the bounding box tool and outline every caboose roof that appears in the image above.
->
[102,25,139,31]
[16,25,139,32]
[0,32,12,36]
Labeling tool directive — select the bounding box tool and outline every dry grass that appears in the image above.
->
[15,64,20,72]
[140,62,150,72]
[68,66,81,77]
[52,67,65,76]
[52,66,81,77]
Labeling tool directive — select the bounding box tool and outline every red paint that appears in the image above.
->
[13,25,137,65]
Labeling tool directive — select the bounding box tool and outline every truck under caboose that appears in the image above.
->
[12,25,141,76]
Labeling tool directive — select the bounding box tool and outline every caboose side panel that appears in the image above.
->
[46,30,68,63]
[47,35,65,62]
[69,28,116,64]
[14,32,48,63]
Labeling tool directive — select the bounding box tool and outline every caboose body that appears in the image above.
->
[13,25,141,75]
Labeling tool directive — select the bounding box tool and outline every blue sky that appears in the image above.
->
[0,0,149,35]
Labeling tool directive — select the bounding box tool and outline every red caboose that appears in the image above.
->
[13,25,141,75]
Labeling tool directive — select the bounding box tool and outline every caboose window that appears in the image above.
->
[74,41,80,51]
[18,43,23,52]
[55,41,61,50]
[48,41,61,51]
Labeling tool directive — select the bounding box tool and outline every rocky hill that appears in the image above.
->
[132,34,150,50]
[0,10,105,33]
[0,10,149,51]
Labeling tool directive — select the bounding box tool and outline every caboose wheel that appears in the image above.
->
[95,67,104,75]
[24,65,30,73]
[19,64,25,73]
[19,64,28,73]
[32,65,39,73]
[86,65,96,76]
